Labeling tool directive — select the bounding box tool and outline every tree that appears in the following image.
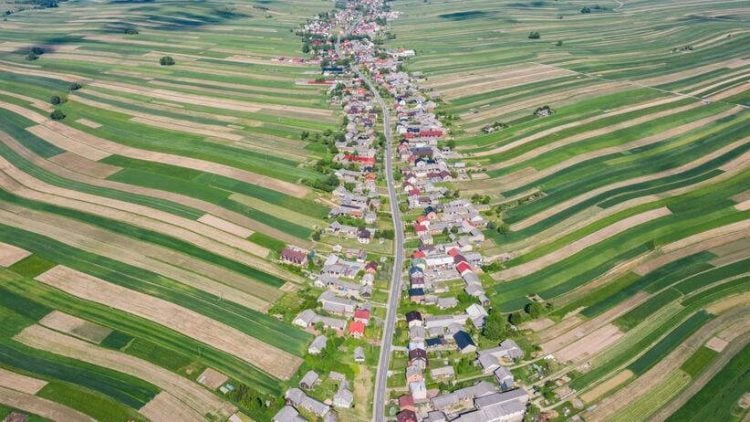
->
[556,40,563,47]
[302,42,310,54]
[124,27,139,35]
[508,311,525,326]
[524,302,544,318]
[69,82,82,91]
[25,53,39,61]
[50,95,62,105]
[483,309,509,340]
[31,46,45,55]
[159,56,175,66]
[528,31,541,39]
[50,109,66,121]
[581,6,592,13]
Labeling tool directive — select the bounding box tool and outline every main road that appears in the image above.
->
[336,29,404,422]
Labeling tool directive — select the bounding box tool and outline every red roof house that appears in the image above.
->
[354,309,370,324]
[455,261,472,275]
[347,321,365,338]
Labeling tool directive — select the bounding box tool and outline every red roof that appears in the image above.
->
[456,261,472,274]
[397,410,418,422]
[398,395,415,410]
[412,250,426,259]
[414,224,427,233]
[354,309,370,321]
[446,248,460,257]
[347,321,365,335]
[344,154,376,165]
[416,215,428,224]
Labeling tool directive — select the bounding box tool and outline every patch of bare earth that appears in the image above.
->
[39,311,111,343]
[197,368,229,390]
[0,386,93,422]
[580,370,633,403]
[0,242,30,267]
[140,392,204,422]
[0,368,47,394]
[36,266,302,380]
[198,214,253,238]
[554,324,624,363]
[76,118,101,129]
[48,151,122,179]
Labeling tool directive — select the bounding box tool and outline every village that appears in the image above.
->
[272,1,532,421]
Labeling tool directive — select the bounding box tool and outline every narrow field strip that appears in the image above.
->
[0,242,31,267]
[35,265,303,380]
[197,214,254,238]
[0,386,93,422]
[39,311,112,344]
[48,152,122,179]
[15,323,237,419]
[496,208,672,281]
[140,392,204,422]
[0,206,277,309]
[0,367,48,394]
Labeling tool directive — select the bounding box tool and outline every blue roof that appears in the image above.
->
[453,331,475,349]
[408,288,425,296]
[425,338,442,347]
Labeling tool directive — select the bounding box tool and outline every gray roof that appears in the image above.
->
[333,388,354,408]
[308,335,327,353]
[273,405,305,422]
[299,370,319,389]
[284,388,330,417]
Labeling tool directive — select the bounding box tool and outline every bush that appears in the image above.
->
[31,46,45,55]
[50,95,62,105]
[49,109,66,121]
[69,82,82,91]
[581,6,591,13]
[25,53,39,61]
[124,27,139,35]
[528,31,541,39]
[159,56,175,66]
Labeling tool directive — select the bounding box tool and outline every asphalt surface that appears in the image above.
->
[335,30,404,422]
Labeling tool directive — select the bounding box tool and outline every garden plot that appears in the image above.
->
[35,265,303,380]
[196,368,229,390]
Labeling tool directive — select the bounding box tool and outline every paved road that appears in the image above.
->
[335,30,404,421]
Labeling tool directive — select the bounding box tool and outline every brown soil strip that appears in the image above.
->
[705,336,729,353]
[0,129,312,250]
[519,318,554,332]
[494,105,744,192]
[511,137,748,232]
[0,241,31,267]
[486,101,703,171]
[587,307,750,421]
[0,91,53,113]
[470,95,684,157]
[0,100,49,124]
[27,125,111,161]
[48,151,122,179]
[16,324,236,419]
[635,59,749,86]
[197,214,253,238]
[39,311,112,344]
[554,324,624,363]
[0,368,48,394]
[75,118,102,129]
[0,62,85,84]
[580,370,633,403]
[36,265,302,379]
[735,199,750,211]
[496,208,672,281]
[196,368,229,390]
[706,293,750,315]
[0,204,276,310]
[708,82,750,102]
[0,386,93,422]
[634,223,750,276]
[709,238,750,267]
[130,116,245,142]
[537,315,584,344]
[140,392,204,422]
[32,118,308,198]
[541,292,648,355]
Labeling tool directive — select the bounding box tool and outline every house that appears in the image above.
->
[437,297,458,309]
[409,380,428,401]
[466,304,489,328]
[398,394,416,412]
[347,321,366,338]
[280,247,308,266]
[478,340,524,373]
[357,228,372,244]
[409,325,425,342]
[318,291,357,316]
[430,366,455,382]
[408,348,428,369]
[425,410,448,422]
[454,331,477,354]
[354,347,365,363]
[452,390,527,422]
[499,339,523,360]
[408,288,425,303]
[354,308,371,324]
[273,405,305,422]
[406,364,423,383]
[406,311,423,327]
[364,261,379,273]
[284,388,330,418]
[431,381,497,414]
[397,409,418,422]
[333,388,354,408]
[308,335,327,355]
[494,367,515,391]
[293,309,317,328]
[299,370,319,390]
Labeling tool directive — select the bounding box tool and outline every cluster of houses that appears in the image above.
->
[277,370,357,422]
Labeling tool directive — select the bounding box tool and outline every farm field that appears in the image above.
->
[0,0,369,420]
[385,0,750,420]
